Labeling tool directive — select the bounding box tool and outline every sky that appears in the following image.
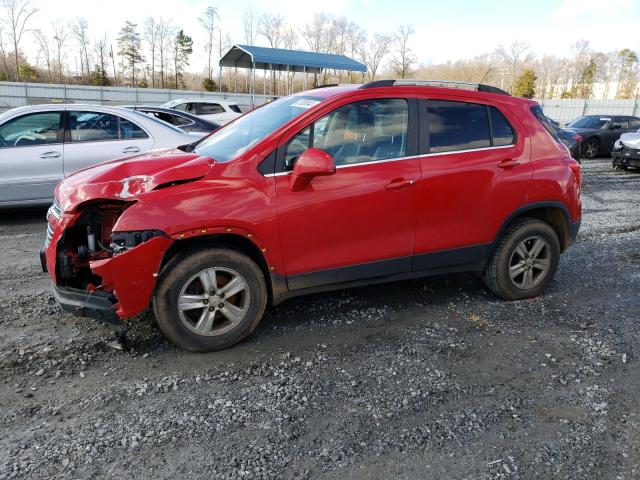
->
[27,0,640,73]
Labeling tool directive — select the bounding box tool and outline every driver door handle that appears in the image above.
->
[122,146,141,153]
[39,151,61,159]
[385,178,416,190]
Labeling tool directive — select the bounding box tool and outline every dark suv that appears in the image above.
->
[43,80,582,352]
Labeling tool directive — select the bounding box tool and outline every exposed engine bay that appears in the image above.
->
[54,202,163,290]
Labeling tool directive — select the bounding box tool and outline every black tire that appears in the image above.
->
[483,219,561,300]
[583,138,599,159]
[153,248,267,352]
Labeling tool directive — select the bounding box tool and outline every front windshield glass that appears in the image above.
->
[194,95,323,162]
[568,117,609,129]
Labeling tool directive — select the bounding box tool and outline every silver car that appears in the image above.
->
[0,104,201,207]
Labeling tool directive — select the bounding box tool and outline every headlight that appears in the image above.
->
[613,139,622,150]
[119,175,152,198]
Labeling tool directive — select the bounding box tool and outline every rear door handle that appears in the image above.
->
[497,158,520,168]
[122,146,141,153]
[385,178,416,190]
[39,151,61,159]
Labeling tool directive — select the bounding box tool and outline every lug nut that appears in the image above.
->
[208,306,215,312]
[218,303,224,308]
[203,299,209,304]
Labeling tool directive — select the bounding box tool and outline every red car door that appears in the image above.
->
[413,97,532,270]
[273,97,421,289]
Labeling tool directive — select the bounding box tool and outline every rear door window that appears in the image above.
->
[229,104,242,113]
[426,100,490,153]
[201,103,225,115]
[68,111,148,142]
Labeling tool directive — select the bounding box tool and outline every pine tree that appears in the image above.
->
[117,21,144,87]
[512,69,537,98]
[172,30,193,89]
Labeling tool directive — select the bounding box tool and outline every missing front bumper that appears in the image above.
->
[50,282,120,324]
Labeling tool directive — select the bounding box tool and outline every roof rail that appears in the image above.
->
[359,79,510,96]
[312,83,340,89]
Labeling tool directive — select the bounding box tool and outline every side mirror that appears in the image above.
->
[290,148,335,192]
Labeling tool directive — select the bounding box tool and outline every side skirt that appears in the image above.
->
[271,244,489,306]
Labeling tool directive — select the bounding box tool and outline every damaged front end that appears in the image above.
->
[612,133,640,169]
[43,199,173,323]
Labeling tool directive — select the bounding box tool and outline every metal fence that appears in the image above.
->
[0,81,271,112]
[535,98,640,124]
[2,81,639,124]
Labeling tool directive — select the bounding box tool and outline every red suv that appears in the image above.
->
[42,80,582,352]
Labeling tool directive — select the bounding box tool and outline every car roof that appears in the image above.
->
[0,103,194,138]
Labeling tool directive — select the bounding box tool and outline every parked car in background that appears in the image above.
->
[565,115,640,159]
[123,106,221,135]
[612,129,640,170]
[43,80,581,352]
[161,98,242,124]
[552,124,582,162]
[0,105,199,207]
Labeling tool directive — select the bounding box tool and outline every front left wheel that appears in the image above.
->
[153,248,268,352]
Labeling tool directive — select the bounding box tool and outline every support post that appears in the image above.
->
[303,66,307,90]
[252,61,256,107]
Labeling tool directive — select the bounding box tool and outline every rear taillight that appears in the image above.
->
[564,159,581,186]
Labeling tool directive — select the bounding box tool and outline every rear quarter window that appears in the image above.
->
[531,105,561,142]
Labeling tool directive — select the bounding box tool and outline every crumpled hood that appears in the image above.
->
[57,148,214,211]
[619,132,640,150]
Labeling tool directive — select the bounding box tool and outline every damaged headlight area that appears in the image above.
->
[55,201,164,290]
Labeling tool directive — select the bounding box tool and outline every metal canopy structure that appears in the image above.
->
[219,44,367,104]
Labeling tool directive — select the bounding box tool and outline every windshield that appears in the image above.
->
[568,117,610,129]
[194,95,323,162]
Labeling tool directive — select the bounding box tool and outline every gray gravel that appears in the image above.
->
[1,158,639,479]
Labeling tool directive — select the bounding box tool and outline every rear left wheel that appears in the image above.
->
[483,219,560,300]
[154,248,267,352]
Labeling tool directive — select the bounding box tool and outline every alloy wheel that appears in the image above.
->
[508,236,551,290]
[177,267,251,336]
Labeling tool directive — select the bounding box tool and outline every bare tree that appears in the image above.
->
[52,22,67,83]
[302,13,329,53]
[93,34,110,85]
[199,5,219,83]
[242,7,258,45]
[361,33,391,81]
[33,28,52,82]
[258,13,285,48]
[143,17,158,87]
[0,28,11,80]
[70,18,91,82]
[157,18,175,88]
[389,25,416,79]
[1,0,38,81]
[496,40,531,93]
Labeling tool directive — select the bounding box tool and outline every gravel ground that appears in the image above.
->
[1,158,639,480]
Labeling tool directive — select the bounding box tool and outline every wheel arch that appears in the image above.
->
[158,233,277,304]
[495,202,572,252]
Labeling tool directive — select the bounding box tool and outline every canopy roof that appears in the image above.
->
[219,44,367,74]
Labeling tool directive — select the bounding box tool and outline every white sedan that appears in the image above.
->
[161,98,242,124]
[0,104,201,207]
